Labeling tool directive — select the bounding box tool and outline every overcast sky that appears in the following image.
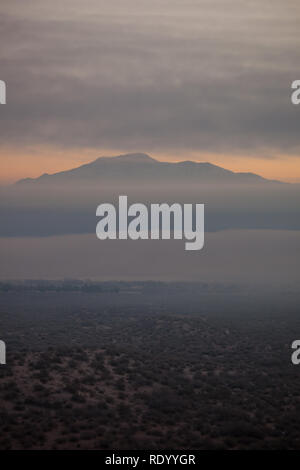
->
[1,0,300,181]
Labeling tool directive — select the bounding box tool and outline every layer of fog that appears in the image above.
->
[0,230,299,288]
[1,182,300,236]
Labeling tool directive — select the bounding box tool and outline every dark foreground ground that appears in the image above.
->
[0,281,300,450]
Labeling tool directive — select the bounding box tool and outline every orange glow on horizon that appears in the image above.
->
[1,147,300,184]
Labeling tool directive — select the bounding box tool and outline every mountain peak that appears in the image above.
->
[94,153,157,164]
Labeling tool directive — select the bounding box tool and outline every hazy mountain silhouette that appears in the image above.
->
[1,153,298,237]
[16,153,280,186]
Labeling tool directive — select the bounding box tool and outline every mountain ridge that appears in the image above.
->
[16,153,282,185]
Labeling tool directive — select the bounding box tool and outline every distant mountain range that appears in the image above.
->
[16,153,280,185]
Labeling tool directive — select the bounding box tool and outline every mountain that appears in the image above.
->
[1,152,297,238]
[16,153,279,185]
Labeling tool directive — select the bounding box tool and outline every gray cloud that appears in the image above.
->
[0,0,300,156]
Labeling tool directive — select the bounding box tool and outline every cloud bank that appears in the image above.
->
[0,0,300,157]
